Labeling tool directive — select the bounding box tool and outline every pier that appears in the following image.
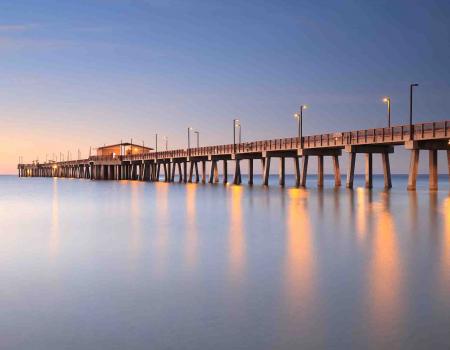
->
[18,120,450,191]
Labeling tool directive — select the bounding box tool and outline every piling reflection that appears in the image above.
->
[49,178,60,258]
[228,185,246,282]
[154,183,169,275]
[185,184,198,268]
[129,182,143,259]
[355,187,371,241]
[440,196,450,295]
[367,192,403,341]
[283,188,318,335]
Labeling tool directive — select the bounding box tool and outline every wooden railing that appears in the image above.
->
[18,120,450,168]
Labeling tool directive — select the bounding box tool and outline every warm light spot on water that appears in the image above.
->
[367,194,402,341]
[153,183,169,275]
[283,188,319,336]
[284,188,315,299]
[228,185,245,281]
[356,187,368,240]
[185,184,198,268]
[440,197,450,294]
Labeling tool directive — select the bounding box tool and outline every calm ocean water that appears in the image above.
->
[0,174,449,349]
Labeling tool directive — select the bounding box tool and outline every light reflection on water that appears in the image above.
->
[228,185,245,282]
[0,175,449,349]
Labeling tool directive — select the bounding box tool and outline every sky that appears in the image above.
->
[1,0,450,174]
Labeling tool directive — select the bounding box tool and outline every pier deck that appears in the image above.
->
[18,120,450,190]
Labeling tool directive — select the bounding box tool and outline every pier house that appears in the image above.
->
[96,143,153,157]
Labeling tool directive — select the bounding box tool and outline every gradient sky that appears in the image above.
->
[1,0,450,174]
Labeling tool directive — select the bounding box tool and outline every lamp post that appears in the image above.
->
[383,97,391,127]
[164,136,168,151]
[188,127,193,156]
[194,131,199,147]
[238,122,241,143]
[294,105,307,148]
[409,83,419,140]
[233,119,240,153]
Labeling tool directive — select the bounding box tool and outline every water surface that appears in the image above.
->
[0,175,449,349]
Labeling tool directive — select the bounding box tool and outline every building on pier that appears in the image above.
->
[96,142,153,157]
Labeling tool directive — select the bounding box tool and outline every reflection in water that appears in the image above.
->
[185,184,198,268]
[355,188,369,240]
[283,189,319,337]
[154,183,169,276]
[3,176,450,349]
[441,197,450,295]
[49,178,60,258]
[228,185,245,282]
[408,191,418,234]
[129,182,143,259]
[367,192,403,342]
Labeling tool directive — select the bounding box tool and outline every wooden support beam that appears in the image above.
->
[233,159,242,185]
[279,157,285,186]
[183,162,188,183]
[346,153,356,189]
[263,157,271,186]
[448,150,450,185]
[300,156,309,187]
[209,160,218,184]
[155,163,160,181]
[188,162,194,183]
[345,145,394,154]
[214,161,219,183]
[167,162,172,182]
[365,153,373,189]
[317,155,324,188]
[381,153,392,189]
[429,149,438,191]
[194,162,199,183]
[294,157,300,187]
[178,163,182,183]
[407,150,420,191]
[248,158,254,185]
[223,160,228,184]
[201,160,206,184]
[333,155,341,187]
[171,163,176,182]
[163,163,168,182]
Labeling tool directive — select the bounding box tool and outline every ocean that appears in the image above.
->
[0,174,449,349]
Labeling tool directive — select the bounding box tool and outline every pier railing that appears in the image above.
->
[120,120,449,161]
[19,120,450,166]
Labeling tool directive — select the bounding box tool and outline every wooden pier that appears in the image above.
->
[18,120,450,190]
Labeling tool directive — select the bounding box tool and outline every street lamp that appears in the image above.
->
[294,105,307,148]
[194,131,199,148]
[233,119,240,153]
[188,127,193,155]
[409,83,419,140]
[155,133,158,153]
[383,97,391,127]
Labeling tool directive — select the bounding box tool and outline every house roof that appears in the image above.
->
[97,142,153,151]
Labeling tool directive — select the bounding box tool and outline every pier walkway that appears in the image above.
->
[18,120,450,190]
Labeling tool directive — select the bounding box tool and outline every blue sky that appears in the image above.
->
[1,0,449,173]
